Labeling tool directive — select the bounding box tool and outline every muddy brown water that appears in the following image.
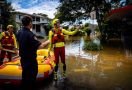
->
[0,36,132,90]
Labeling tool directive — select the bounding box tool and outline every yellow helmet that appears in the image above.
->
[52,19,59,26]
[7,25,13,29]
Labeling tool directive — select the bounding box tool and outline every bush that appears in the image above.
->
[84,23,89,27]
[83,27,91,36]
[62,26,69,30]
[70,27,75,31]
[75,30,86,36]
[83,40,103,51]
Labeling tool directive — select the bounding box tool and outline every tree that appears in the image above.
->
[56,0,122,32]
[56,0,106,23]
[0,0,16,32]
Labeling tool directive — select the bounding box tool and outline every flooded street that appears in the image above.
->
[64,36,132,90]
[0,36,132,90]
[39,36,132,90]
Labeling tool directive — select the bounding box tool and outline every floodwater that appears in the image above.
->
[0,36,132,90]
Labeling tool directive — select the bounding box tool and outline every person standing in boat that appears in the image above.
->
[16,15,50,89]
[0,25,18,65]
[48,19,80,80]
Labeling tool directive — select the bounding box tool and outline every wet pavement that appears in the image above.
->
[0,36,132,90]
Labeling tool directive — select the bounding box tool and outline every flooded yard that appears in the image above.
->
[0,36,132,90]
[64,36,132,90]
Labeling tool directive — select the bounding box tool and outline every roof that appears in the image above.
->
[11,11,51,19]
[106,5,132,21]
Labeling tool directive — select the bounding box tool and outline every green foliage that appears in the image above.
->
[47,23,53,30]
[67,26,85,36]
[83,40,103,51]
[57,0,123,34]
[44,23,53,35]
[81,23,91,36]
[84,23,89,27]
[95,27,100,32]
[75,30,86,36]
[69,27,75,31]
[57,0,113,23]
[101,20,109,30]
[0,0,16,33]
[62,26,69,30]
[83,27,91,36]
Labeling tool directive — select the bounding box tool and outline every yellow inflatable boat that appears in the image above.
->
[0,49,55,85]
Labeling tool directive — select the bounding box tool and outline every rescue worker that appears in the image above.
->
[0,25,18,65]
[48,19,80,80]
[16,15,50,89]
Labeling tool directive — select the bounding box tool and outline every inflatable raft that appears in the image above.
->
[0,49,55,85]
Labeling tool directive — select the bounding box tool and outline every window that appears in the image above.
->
[33,24,35,29]
[36,25,40,32]
[36,17,40,22]
[32,16,35,21]
[19,15,21,19]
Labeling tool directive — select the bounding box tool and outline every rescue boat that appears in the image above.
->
[0,49,55,85]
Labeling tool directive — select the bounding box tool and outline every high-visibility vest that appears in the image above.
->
[1,31,14,47]
[51,28,65,44]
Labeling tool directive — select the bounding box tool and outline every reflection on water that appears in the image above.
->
[65,37,99,61]
[65,36,132,90]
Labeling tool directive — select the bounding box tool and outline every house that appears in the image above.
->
[12,11,51,36]
[106,1,132,57]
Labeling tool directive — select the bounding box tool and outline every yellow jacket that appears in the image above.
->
[0,32,18,49]
[48,28,77,51]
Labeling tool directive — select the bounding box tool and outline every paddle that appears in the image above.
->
[2,48,16,53]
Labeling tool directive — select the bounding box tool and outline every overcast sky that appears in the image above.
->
[8,0,60,19]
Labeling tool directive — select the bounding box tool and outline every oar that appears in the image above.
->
[2,48,16,53]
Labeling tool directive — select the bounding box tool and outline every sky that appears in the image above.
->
[8,0,60,19]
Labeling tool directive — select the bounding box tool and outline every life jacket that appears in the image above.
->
[0,31,14,47]
[51,28,65,44]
